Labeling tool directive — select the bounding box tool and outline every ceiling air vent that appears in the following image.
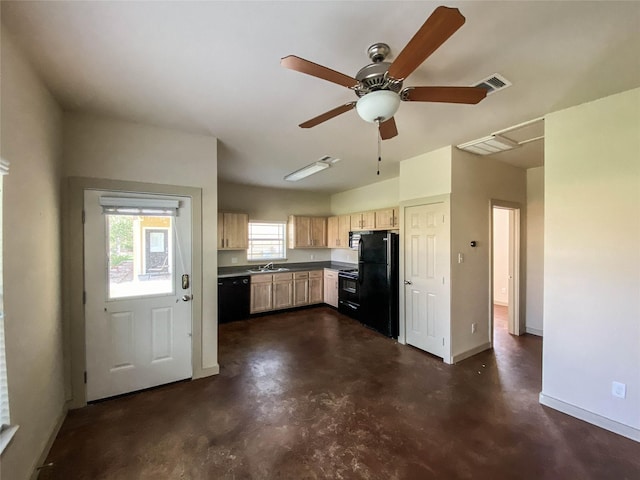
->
[474,73,512,95]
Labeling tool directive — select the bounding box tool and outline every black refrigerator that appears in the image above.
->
[358,231,399,338]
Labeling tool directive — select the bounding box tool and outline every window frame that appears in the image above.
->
[0,163,18,455]
[247,221,287,262]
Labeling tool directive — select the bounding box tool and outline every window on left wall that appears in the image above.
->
[0,160,18,454]
[247,221,286,261]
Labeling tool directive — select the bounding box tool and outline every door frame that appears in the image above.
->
[64,177,203,409]
[399,194,452,363]
[489,200,522,343]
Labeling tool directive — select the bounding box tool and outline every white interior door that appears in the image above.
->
[404,203,449,358]
[84,190,193,401]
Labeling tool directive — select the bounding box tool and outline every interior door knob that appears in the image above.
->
[404,280,412,285]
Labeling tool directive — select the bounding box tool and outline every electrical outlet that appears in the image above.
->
[310,254,315,260]
[231,257,238,264]
[612,381,626,399]
[501,287,506,294]
[471,323,477,334]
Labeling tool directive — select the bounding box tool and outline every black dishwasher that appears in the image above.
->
[218,276,250,323]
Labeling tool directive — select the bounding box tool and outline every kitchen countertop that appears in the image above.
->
[218,261,357,278]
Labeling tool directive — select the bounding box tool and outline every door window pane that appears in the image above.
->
[107,215,174,299]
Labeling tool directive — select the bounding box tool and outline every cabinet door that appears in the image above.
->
[273,280,293,310]
[250,277,273,313]
[361,211,376,230]
[309,271,323,304]
[350,214,363,230]
[338,215,351,248]
[323,269,338,308]
[293,272,309,306]
[222,213,248,249]
[375,208,395,229]
[289,215,311,248]
[327,216,339,248]
[310,217,327,247]
[391,207,399,227]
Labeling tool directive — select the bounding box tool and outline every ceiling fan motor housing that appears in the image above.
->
[355,62,403,97]
[355,43,403,97]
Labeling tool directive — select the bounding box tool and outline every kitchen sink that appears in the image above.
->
[247,267,289,273]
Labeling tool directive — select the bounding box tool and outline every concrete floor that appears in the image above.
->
[39,306,639,479]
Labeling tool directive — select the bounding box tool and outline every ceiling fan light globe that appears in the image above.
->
[355,90,400,123]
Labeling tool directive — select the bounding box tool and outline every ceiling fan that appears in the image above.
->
[281,6,488,140]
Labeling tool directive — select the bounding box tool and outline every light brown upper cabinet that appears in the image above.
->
[374,207,399,229]
[288,215,327,248]
[327,215,351,248]
[218,212,249,250]
[350,211,375,231]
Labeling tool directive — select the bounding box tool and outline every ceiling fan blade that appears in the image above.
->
[281,55,359,89]
[379,117,398,140]
[387,6,465,81]
[402,86,487,104]
[299,102,356,128]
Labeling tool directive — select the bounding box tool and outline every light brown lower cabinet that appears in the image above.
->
[309,270,323,304]
[323,269,338,308]
[250,274,273,313]
[272,273,293,310]
[250,270,325,313]
[293,272,310,306]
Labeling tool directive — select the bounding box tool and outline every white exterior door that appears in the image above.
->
[404,203,449,359]
[84,190,193,401]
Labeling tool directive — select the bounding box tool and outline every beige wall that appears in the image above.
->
[0,29,66,480]
[398,146,452,202]
[62,112,219,374]
[450,149,527,360]
[329,177,399,264]
[329,177,399,214]
[218,181,332,266]
[541,88,639,439]
[526,167,544,335]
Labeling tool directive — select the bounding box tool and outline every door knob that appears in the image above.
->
[177,294,193,303]
[404,280,412,285]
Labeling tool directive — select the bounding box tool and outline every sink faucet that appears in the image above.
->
[261,262,274,271]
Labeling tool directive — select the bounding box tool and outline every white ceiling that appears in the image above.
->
[2,1,639,193]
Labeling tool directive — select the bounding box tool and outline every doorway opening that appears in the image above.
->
[491,204,521,345]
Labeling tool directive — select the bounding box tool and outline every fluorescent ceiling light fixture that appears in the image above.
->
[284,161,330,182]
[457,134,520,155]
[356,90,401,123]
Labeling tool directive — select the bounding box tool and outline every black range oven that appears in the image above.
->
[338,269,359,319]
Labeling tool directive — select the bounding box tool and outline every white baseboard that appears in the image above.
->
[31,407,68,480]
[526,327,543,336]
[452,342,491,364]
[539,392,640,442]
[193,363,220,379]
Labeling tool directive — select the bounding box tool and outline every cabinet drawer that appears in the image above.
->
[309,270,323,279]
[324,268,338,279]
[294,271,309,280]
[273,272,293,281]
[251,274,273,283]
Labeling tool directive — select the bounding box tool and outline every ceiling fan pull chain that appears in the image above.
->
[377,120,382,175]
